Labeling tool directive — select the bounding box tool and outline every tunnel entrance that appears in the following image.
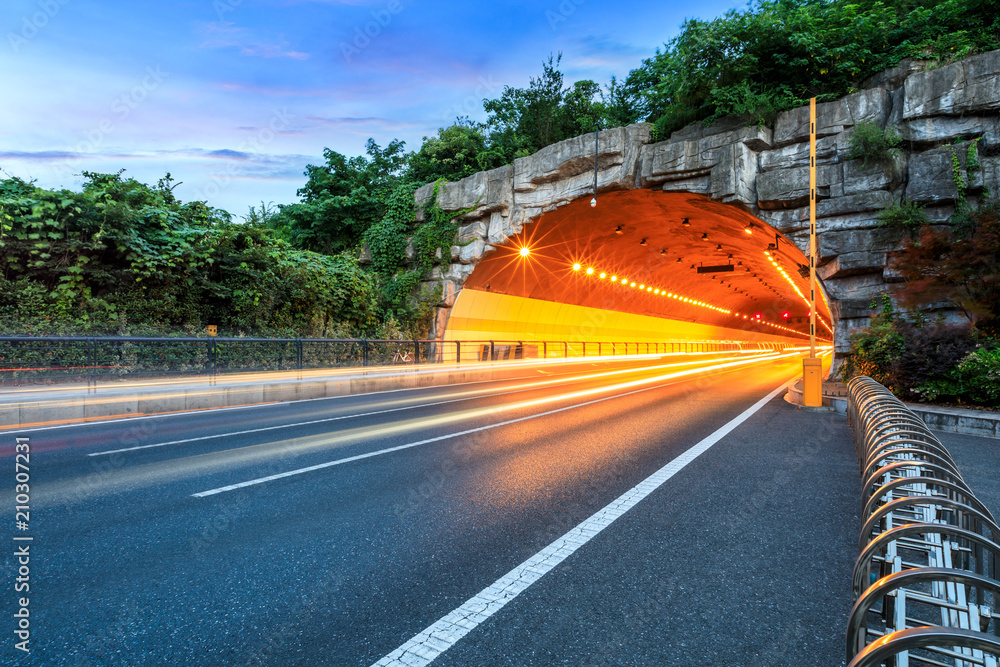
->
[444,190,833,346]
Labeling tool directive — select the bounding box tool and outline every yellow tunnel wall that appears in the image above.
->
[444,289,805,346]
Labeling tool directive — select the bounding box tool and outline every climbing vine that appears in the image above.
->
[412,179,478,271]
[951,138,983,234]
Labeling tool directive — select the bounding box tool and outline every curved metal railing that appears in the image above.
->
[846,375,1000,667]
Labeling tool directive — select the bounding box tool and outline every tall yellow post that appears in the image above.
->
[803,97,823,407]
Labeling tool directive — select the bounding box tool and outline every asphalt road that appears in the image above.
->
[1,350,863,666]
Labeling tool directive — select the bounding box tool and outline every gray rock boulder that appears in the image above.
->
[903,49,1000,119]
[905,141,984,204]
[773,88,891,147]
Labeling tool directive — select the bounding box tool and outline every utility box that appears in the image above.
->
[803,357,823,407]
[207,325,217,337]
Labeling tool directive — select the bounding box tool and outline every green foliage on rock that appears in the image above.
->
[846,120,903,166]
[877,199,929,232]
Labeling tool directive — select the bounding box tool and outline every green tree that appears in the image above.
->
[273,138,407,254]
[407,122,490,184]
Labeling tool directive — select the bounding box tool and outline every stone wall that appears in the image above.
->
[416,49,1000,354]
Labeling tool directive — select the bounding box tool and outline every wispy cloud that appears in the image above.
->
[196,21,309,60]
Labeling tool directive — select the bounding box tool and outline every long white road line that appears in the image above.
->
[370,378,795,667]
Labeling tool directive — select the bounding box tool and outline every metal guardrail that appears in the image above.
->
[0,336,790,384]
[846,376,1000,667]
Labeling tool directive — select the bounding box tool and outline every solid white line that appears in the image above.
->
[370,378,795,667]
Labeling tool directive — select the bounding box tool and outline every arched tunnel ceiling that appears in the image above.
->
[462,190,833,339]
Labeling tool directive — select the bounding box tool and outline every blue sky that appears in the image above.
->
[1,0,746,215]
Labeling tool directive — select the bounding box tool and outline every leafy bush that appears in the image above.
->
[877,199,929,231]
[914,346,1000,405]
[891,197,999,324]
[894,321,978,394]
[842,294,906,389]
[0,173,379,338]
[846,120,903,166]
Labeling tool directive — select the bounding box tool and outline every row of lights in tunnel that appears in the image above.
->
[764,249,834,334]
[609,218,806,314]
[567,261,809,338]
[610,215,835,333]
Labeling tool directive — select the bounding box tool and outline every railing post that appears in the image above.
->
[542,341,547,359]
[456,341,461,364]
[489,340,495,362]
[563,342,568,358]
[414,339,419,365]
[297,339,303,375]
[582,341,586,358]
[363,340,369,367]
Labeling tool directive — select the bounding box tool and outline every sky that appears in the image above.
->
[1,0,747,216]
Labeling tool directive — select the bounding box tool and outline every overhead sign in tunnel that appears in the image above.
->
[448,189,832,345]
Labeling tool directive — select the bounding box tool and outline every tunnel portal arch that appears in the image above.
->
[445,189,832,348]
[415,122,834,351]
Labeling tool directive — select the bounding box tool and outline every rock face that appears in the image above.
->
[419,49,1000,363]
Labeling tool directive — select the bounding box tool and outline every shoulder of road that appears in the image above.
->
[786,378,1000,439]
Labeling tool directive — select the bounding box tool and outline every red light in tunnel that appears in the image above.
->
[782,311,790,319]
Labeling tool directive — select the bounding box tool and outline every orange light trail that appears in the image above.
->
[763,250,833,334]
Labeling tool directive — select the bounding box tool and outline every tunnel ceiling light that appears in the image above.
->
[519,246,530,257]
[660,248,667,255]
[591,197,597,208]
[716,244,723,250]
[701,233,709,240]
[611,275,617,281]
[586,267,594,275]
[568,259,832,333]
[599,272,606,279]
[615,225,624,235]
[640,238,647,246]
[682,218,690,227]
[744,223,754,234]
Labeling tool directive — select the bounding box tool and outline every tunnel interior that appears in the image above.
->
[445,190,833,346]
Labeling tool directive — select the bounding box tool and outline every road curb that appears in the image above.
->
[785,380,1000,439]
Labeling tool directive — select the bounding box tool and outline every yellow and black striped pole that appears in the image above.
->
[803,97,823,407]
